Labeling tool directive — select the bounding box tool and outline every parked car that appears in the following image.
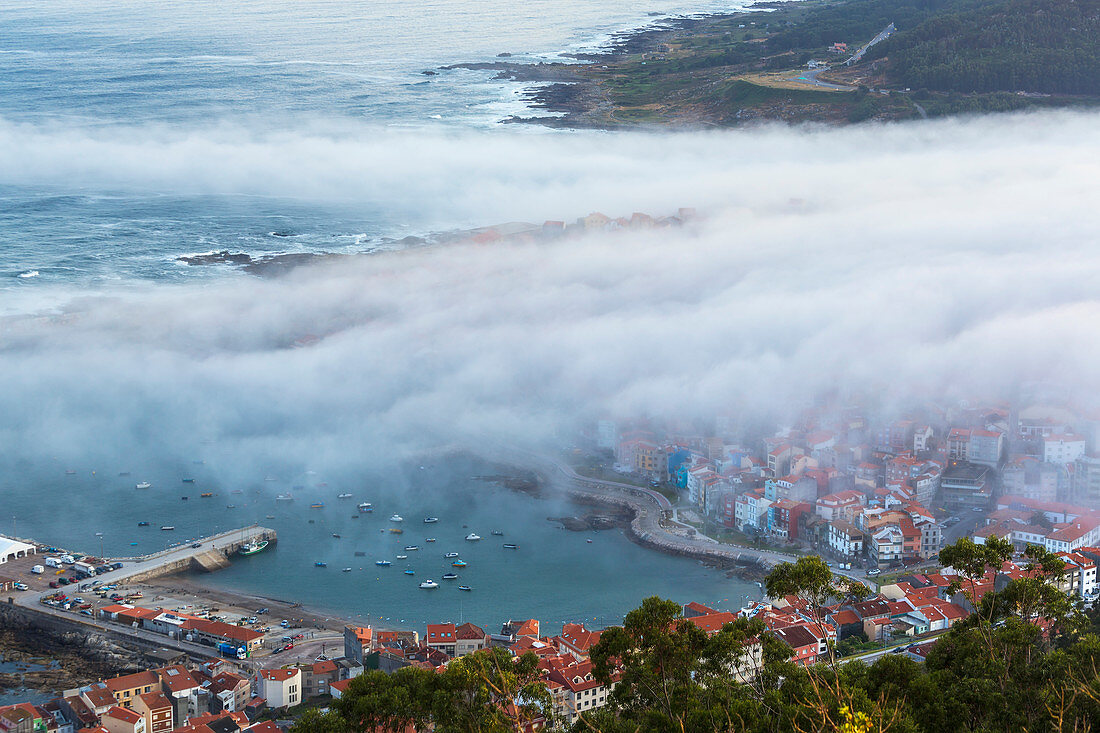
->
[57,578,69,586]
[49,581,59,589]
[80,609,94,617]
[191,543,202,549]
[867,569,881,576]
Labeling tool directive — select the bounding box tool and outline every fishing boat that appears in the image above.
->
[181,496,189,501]
[465,533,481,542]
[396,554,408,560]
[160,526,175,531]
[342,567,352,572]
[266,515,276,519]
[358,502,373,513]
[388,528,404,535]
[442,573,458,580]
[451,560,467,567]
[586,539,593,544]
[310,502,325,509]
[337,493,353,499]
[491,530,504,536]
[315,561,327,567]
[458,585,472,592]
[354,551,366,557]
[389,514,403,522]
[276,493,293,501]
[136,482,152,490]
[138,521,149,527]
[404,545,419,551]
[444,552,459,558]
[425,538,436,543]
[332,533,341,539]
[423,517,438,524]
[419,580,439,589]
[404,569,415,575]
[182,478,195,483]
[503,544,519,549]
[375,560,391,566]
[200,492,214,498]
[238,539,269,556]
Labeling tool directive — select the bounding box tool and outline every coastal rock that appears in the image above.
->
[177,250,253,266]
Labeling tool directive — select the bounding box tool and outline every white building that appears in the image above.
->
[0,536,36,564]
[1044,434,1086,465]
[255,668,301,709]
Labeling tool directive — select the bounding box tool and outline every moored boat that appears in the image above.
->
[276,493,293,501]
[182,478,195,483]
[239,539,269,556]
[491,530,504,536]
[404,569,415,575]
[404,545,419,551]
[425,537,436,542]
[388,528,404,534]
[503,544,519,549]
[375,560,391,566]
[136,482,152,490]
[138,521,149,526]
[442,572,458,580]
[451,560,467,567]
[161,526,175,531]
[465,533,481,541]
[337,493,353,499]
[444,552,459,558]
[315,561,327,567]
[342,567,352,572]
[423,517,438,523]
[419,579,439,589]
[458,585,472,591]
[200,492,214,497]
[358,502,373,513]
[396,554,408,559]
[389,514,403,522]
[332,533,341,539]
[310,502,324,509]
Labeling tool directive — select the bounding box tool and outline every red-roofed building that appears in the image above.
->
[100,706,144,733]
[557,624,603,661]
[426,623,457,657]
[454,623,489,657]
[131,692,172,733]
[770,625,826,666]
[541,656,619,727]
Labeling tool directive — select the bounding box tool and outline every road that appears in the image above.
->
[844,22,895,66]
[792,67,856,91]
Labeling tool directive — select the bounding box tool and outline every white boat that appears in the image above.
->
[342,567,352,572]
[423,517,438,524]
[160,526,175,531]
[389,514,403,522]
[444,552,459,558]
[465,533,481,542]
[276,493,293,501]
[375,560,391,567]
[135,482,152,490]
[404,545,419,551]
[265,476,277,482]
[419,580,439,589]
[338,493,353,499]
[396,554,408,560]
[358,502,373,513]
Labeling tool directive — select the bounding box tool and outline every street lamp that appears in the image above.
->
[95,532,104,559]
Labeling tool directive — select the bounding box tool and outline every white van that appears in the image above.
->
[44,557,62,569]
[30,565,45,574]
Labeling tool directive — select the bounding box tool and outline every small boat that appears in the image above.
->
[130,542,138,546]
[181,496,189,501]
[226,504,236,509]
[138,521,149,527]
[423,517,438,524]
[342,567,352,572]
[351,515,359,519]
[315,561,327,567]
[491,531,504,537]
[276,494,293,501]
[375,560,391,566]
[425,537,436,543]
[231,489,243,494]
[65,469,77,475]
[586,539,593,543]
[354,551,366,557]
[193,460,204,465]
[404,569,415,575]
[239,539,269,556]
[458,585,472,592]
[452,560,467,567]
[404,545,419,551]
[465,533,481,542]
[396,554,408,559]
[338,493,353,499]
[182,478,195,484]
[503,544,519,549]
[389,514,403,522]
[265,476,278,482]
[444,552,459,558]
[119,472,131,477]
[442,573,458,580]
[332,533,341,539]
[419,580,439,589]
[388,528,404,535]
[200,492,214,498]
[161,526,175,531]
[136,482,152,490]
[266,515,275,519]
[310,502,325,509]
[358,503,373,513]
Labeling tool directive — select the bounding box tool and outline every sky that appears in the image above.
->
[2,109,1099,480]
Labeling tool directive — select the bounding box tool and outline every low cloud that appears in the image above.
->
[2,110,1099,481]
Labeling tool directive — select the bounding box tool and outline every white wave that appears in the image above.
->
[17,270,39,278]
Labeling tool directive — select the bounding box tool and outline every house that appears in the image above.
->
[827,520,864,560]
[131,693,172,733]
[305,660,339,698]
[99,706,145,733]
[769,625,825,666]
[426,623,457,658]
[153,666,205,723]
[255,669,301,709]
[556,624,602,661]
[102,672,159,708]
[815,491,866,523]
[343,626,374,665]
[454,623,489,657]
[541,656,618,727]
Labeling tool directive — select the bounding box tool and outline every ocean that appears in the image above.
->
[0,0,760,632]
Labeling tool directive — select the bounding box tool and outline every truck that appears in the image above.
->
[30,565,45,574]
[217,642,248,660]
[73,561,96,577]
